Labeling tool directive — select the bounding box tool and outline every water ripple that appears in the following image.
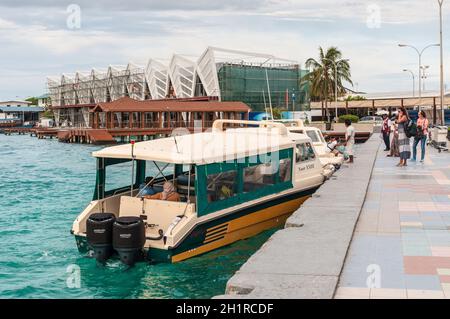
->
[0,134,273,299]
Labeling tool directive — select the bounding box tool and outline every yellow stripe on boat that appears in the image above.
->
[171,196,308,263]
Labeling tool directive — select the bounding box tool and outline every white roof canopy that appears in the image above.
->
[93,127,303,165]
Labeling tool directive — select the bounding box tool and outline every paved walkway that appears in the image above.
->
[336,143,450,299]
[215,137,380,299]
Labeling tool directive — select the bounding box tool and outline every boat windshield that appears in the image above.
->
[94,157,195,202]
[305,130,320,143]
[136,161,195,203]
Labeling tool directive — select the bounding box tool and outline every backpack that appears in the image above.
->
[405,120,417,138]
[415,125,425,139]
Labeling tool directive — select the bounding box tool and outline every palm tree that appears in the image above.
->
[303,47,352,122]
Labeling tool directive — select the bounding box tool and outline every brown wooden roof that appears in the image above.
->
[92,97,251,113]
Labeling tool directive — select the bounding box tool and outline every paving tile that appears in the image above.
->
[423,221,447,230]
[439,275,450,283]
[431,246,450,257]
[407,289,445,299]
[436,268,450,276]
[400,215,421,222]
[405,274,443,290]
[334,287,370,299]
[400,222,423,228]
[402,245,432,256]
[426,231,450,246]
[370,288,407,299]
[404,256,450,275]
[442,283,450,298]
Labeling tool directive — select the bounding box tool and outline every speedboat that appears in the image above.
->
[71,120,329,265]
[263,120,344,169]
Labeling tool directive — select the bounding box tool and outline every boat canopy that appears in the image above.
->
[93,126,310,165]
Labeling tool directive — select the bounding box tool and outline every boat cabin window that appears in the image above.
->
[279,158,292,182]
[296,143,316,163]
[244,157,292,192]
[207,170,238,203]
[94,157,146,200]
[244,164,276,192]
[105,161,135,194]
[141,162,196,202]
[196,149,294,216]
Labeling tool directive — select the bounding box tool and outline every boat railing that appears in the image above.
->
[212,119,288,136]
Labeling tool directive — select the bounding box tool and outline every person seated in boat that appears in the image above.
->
[218,185,233,200]
[144,181,180,202]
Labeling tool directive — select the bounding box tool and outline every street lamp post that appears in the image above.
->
[403,69,415,97]
[438,0,445,125]
[323,58,350,122]
[398,43,440,111]
[421,65,430,91]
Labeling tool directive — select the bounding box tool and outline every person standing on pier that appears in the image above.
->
[381,114,391,151]
[412,110,429,163]
[387,121,400,157]
[396,108,411,167]
[344,119,355,163]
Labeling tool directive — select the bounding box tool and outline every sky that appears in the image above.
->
[0,0,449,100]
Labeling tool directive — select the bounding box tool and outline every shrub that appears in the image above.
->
[338,114,359,123]
[344,95,366,101]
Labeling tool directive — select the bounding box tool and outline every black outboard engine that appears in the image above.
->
[113,217,146,266]
[86,213,116,263]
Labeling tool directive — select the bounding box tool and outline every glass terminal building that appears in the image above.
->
[47,47,308,112]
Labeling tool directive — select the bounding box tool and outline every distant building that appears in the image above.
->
[0,100,32,108]
[0,100,43,123]
[35,93,50,108]
[46,47,309,121]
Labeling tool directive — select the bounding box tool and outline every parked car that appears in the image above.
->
[359,116,383,125]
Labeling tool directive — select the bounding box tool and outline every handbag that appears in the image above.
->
[405,120,417,138]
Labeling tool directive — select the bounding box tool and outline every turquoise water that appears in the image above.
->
[0,134,275,299]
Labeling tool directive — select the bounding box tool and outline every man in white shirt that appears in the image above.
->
[344,119,355,163]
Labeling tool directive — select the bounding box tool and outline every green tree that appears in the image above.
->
[272,107,284,120]
[302,47,352,121]
[26,97,38,105]
[345,95,366,101]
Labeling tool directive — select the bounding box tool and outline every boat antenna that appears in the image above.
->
[265,68,274,121]
[173,135,180,153]
[130,139,135,195]
[262,89,269,119]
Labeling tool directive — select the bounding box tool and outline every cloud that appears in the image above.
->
[0,0,448,99]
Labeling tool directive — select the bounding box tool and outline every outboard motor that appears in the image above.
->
[86,213,116,263]
[113,217,146,266]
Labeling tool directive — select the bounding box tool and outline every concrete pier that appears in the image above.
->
[215,135,381,299]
